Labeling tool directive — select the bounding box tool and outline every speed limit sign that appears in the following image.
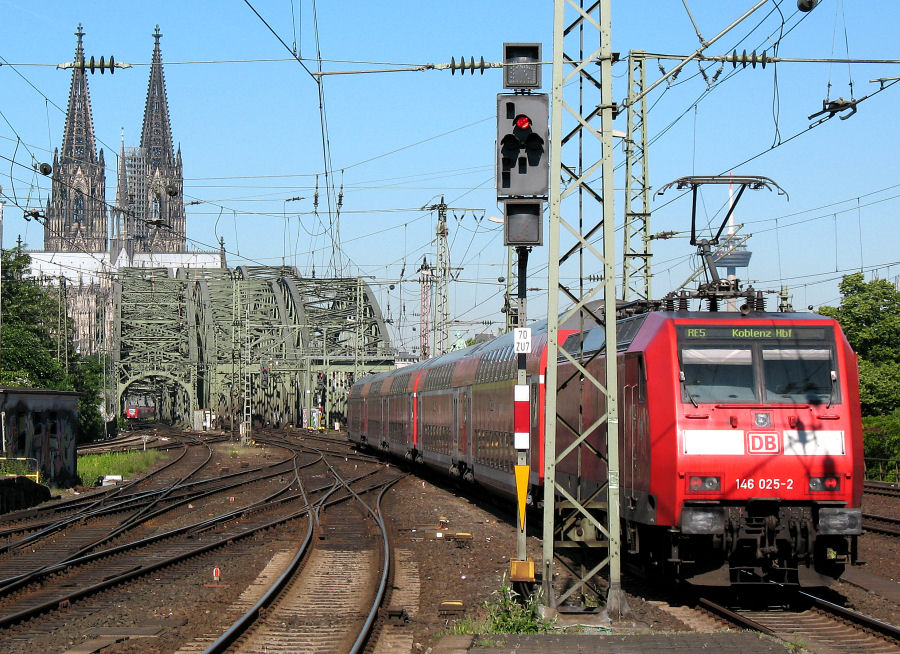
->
[514,327,532,354]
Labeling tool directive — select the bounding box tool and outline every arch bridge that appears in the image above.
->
[112,266,394,429]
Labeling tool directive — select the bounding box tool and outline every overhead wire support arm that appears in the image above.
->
[624,0,769,108]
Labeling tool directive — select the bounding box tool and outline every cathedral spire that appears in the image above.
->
[140,25,174,170]
[45,24,108,253]
[61,23,97,165]
[114,131,128,237]
[133,25,186,253]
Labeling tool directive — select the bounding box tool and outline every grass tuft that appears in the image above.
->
[77,450,164,486]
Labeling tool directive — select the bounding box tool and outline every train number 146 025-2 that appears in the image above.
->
[736,478,794,490]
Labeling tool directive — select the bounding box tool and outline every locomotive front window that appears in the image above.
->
[681,348,755,403]
[762,348,835,404]
[678,325,838,405]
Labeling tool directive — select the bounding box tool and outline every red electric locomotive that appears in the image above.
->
[348,305,863,587]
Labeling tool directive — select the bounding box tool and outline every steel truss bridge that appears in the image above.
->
[112,266,394,429]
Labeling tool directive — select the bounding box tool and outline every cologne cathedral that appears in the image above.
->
[30,25,223,355]
[43,24,187,254]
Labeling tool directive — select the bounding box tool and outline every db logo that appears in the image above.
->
[747,432,780,454]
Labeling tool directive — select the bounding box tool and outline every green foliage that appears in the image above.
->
[0,248,107,443]
[483,579,555,634]
[440,579,555,638]
[1,248,71,387]
[857,359,900,416]
[68,355,106,444]
[0,324,66,388]
[818,273,900,419]
[0,458,40,479]
[818,272,900,363]
[862,411,900,481]
[76,450,164,486]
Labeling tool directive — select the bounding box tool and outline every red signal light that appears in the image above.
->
[515,114,532,130]
[824,476,838,490]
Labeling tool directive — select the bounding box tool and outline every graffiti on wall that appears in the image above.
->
[4,406,77,484]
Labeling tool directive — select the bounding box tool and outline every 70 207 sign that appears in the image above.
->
[514,328,532,354]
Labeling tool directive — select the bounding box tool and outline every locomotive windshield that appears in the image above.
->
[678,325,838,405]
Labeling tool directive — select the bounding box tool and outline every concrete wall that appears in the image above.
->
[0,389,79,485]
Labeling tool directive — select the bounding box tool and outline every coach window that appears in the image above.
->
[762,348,835,404]
[680,348,755,403]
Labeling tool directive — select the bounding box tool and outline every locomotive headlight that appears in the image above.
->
[817,508,862,535]
[809,476,841,492]
[680,507,725,534]
[688,475,721,492]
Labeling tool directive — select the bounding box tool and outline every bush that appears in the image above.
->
[863,411,900,481]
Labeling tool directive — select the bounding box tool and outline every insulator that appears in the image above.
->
[729,49,767,70]
[678,291,689,312]
[755,290,766,312]
[708,296,719,312]
[89,55,96,73]
[450,55,485,76]
[664,294,675,312]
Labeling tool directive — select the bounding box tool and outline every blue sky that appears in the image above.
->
[1,1,899,354]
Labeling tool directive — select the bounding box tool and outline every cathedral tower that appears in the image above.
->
[44,24,108,252]
[126,25,186,252]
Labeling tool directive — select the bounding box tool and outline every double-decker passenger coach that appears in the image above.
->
[348,306,863,587]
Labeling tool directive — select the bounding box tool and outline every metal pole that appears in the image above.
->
[515,246,529,563]
[542,0,565,608]
[599,0,624,610]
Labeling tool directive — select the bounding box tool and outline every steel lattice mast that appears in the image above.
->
[542,0,626,613]
[622,51,652,302]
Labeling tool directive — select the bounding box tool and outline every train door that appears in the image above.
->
[380,397,387,446]
[622,354,650,503]
[452,390,460,457]
[457,387,471,465]
[407,394,414,452]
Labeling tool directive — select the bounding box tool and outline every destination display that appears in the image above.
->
[679,326,827,340]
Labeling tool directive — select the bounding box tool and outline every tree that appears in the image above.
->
[819,272,900,415]
[1,247,106,442]
[1,248,71,387]
[69,355,106,444]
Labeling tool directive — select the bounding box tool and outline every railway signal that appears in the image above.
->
[496,93,549,198]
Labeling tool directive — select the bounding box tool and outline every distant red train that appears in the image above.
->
[124,406,156,421]
[348,308,864,586]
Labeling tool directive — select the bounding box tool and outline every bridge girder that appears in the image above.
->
[114,265,394,428]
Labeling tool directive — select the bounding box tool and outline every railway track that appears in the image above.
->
[700,589,900,653]
[863,512,900,537]
[0,431,404,653]
[196,433,400,654]
[864,480,900,499]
